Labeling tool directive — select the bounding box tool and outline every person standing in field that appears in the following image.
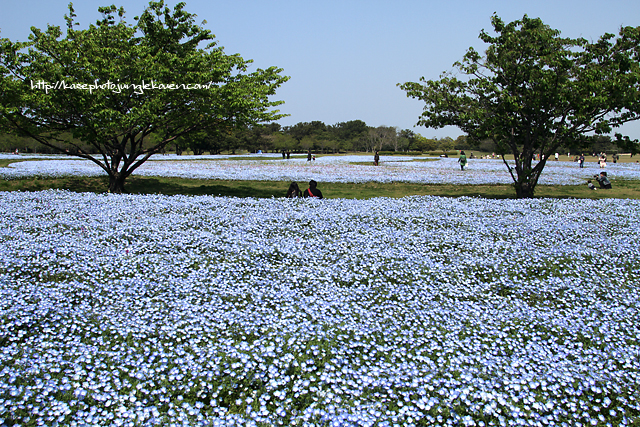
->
[374,150,380,166]
[458,150,467,171]
[307,150,312,162]
[579,154,585,168]
[303,180,323,199]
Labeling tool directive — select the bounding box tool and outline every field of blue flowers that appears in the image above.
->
[3,153,640,185]
[1,189,639,426]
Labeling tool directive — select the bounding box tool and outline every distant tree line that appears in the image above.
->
[1,123,626,156]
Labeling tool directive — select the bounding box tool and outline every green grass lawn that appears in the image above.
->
[1,174,639,199]
[0,158,31,168]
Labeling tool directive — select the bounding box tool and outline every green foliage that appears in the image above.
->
[175,128,230,155]
[0,1,289,192]
[272,133,296,152]
[411,135,460,153]
[411,135,436,152]
[454,135,473,150]
[399,14,640,198]
[615,134,640,156]
[329,120,368,152]
[424,150,459,157]
[277,120,372,154]
[284,121,327,143]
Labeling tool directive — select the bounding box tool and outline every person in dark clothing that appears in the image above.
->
[286,182,302,198]
[307,150,312,161]
[374,151,380,166]
[303,180,323,199]
[595,172,612,189]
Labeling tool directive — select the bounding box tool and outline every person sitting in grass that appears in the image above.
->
[587,180,597,190]
[595,171,612,189]
[286,182,302,198]
[303,180,323,199]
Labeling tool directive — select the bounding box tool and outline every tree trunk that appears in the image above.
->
[108,173,127,194]
[513,165,542,198]
[513,181,536,198]
[506,152,543,199]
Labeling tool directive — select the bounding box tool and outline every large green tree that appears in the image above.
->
[400,14,640,198]
[0,1,288,193]
[284,121,327,147]
[329,120,368,152]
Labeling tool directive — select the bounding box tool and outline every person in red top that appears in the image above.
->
[303,180,323,199]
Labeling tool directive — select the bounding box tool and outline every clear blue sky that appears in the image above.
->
[1,0,639,139]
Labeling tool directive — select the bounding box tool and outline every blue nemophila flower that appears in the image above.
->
[0,190,639,425]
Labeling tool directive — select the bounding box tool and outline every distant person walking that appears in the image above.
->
[458,150,467,171]
[303,180,323,199]
[598,153,607,168]
[374,150,380,166]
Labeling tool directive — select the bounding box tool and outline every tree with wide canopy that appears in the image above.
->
[0,1,289,193]
[400,14,640,198]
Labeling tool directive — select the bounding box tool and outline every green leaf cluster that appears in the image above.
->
[0,1,289,192]
[399,14,640,198]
